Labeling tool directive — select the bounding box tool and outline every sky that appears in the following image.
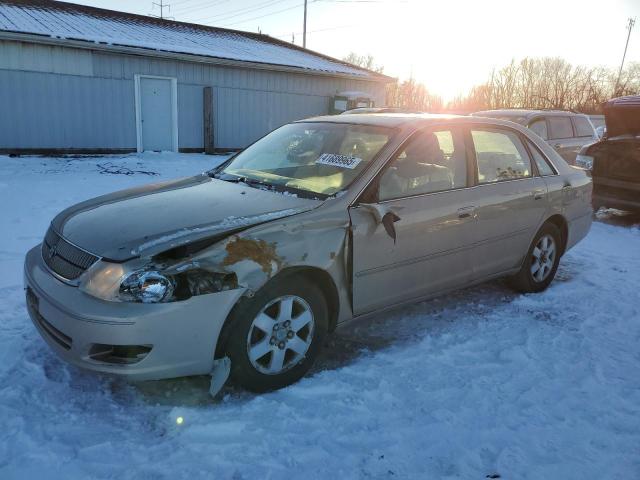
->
[66,0,639,101]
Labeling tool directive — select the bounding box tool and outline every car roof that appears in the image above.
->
[297,113,538,132]
[341,107,424,115]
[299,113,466,128]
[473,109,583,118]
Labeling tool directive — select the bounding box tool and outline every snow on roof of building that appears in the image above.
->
[0,0,389,81]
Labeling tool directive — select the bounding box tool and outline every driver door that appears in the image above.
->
[348,127,478,315]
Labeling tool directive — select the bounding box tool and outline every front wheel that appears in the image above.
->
[225,276,328,392]
[509,223,562,293]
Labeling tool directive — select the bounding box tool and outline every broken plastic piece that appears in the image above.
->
[209,356,231,398]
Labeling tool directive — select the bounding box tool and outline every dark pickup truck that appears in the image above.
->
[576,95,640,212]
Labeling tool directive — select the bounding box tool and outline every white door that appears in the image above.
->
[138,77,176,152]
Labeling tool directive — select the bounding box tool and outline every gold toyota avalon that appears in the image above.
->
[24,114,592,393]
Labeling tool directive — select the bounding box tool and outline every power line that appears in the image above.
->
[315,0,397,2]
[216,3,303,28]
[170,0,201,7]
[273,23,355,40]
[172,0,232,15]
[193,0,294,23]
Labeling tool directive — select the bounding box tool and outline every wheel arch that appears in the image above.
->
[273,266,340,333]
[214,266,340,358]
[544,214,569,256]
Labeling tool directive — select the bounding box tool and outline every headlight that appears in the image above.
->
[80,262,238,303]
[119,270,175,303]
[575,154,593,170]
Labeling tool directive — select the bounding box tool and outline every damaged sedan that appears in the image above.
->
[24,114,593,393]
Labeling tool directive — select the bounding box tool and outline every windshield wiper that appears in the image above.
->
[209,172,243,182]
[211,172,325,200]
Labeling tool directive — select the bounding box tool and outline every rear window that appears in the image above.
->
[472,129,532,183]
[548,117,574,139]
[526,139,556,176]
[573,117,594,137]
[529,119,548,140]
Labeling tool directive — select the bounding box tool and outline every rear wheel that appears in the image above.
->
[225,276,328,392]
[509,223,562,293]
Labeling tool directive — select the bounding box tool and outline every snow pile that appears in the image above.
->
[0,1,373,78]
[0,154,639,479]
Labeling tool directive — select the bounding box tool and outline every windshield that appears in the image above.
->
[220,122,393,196]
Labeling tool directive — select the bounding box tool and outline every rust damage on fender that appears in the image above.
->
[222,236,283,276]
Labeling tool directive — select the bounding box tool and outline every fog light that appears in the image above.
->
[88,344,153,364]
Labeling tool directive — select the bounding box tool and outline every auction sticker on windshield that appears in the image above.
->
[315,153,363,169]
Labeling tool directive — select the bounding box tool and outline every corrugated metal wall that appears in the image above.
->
[0,40,387,151]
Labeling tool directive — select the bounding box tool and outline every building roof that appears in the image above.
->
[0,0,390,81]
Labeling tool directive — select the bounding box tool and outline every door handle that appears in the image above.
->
[554,143,562,149]
[457,206,476,219]
[532,189,545,200]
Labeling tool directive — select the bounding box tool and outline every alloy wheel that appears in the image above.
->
[531,234,556,283]
[246,295,315,375]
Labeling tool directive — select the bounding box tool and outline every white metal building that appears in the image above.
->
[0,0,391,154]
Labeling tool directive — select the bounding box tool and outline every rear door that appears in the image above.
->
[571,115,598,151]
[465,126,549,280]
[546,116,583,164]
[349,127,477,314]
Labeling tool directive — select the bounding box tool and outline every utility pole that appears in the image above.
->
[615,17,636,95]
[150,0,171,20]
[303,0,308,48]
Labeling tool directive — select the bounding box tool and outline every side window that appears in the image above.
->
[471,129,532,183]
[379,129,467,201]
[572,117,594,137]
[548,116,574,139]
[526,139,556,176]
[529,119,548,140]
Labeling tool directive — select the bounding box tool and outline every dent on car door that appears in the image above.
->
[465,127,549,280]
[348,127,477,315]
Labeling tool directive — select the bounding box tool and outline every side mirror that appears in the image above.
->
[359,203,403,243]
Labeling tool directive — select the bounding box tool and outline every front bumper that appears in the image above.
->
[24,245,245,381]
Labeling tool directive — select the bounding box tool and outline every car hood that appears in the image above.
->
[51,175,320,261]
[604,95,640,138]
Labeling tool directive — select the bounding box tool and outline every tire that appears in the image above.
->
[509,222,562,293]
[225,275,328,392]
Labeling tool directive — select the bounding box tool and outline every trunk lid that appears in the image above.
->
[603,95,640,138]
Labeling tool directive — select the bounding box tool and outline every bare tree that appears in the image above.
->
[447,57,640,114]
[386,79,443,112]
[342,52,385,73]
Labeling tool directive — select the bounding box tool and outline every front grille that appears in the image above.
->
[26,288,72,350]
[42,226,99,281]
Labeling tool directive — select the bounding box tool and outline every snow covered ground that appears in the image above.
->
[0,153,639,479]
